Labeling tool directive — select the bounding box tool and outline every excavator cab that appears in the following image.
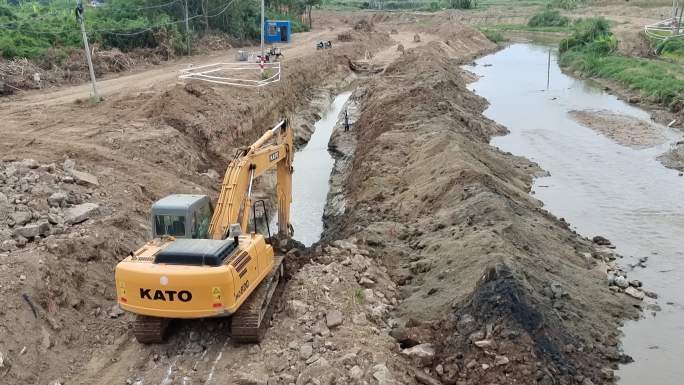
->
[151,194,213,239]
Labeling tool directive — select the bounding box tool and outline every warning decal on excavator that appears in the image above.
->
[235,280,250,301]
[211,287,222,300]
[269,151,279,161]
[118,281,126,297]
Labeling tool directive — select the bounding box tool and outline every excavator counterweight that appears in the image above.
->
[114,120,294,343]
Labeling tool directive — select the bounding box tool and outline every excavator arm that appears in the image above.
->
[208,120,294,240]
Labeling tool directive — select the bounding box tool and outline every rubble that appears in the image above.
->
[325,309,344,328]
[65,203,100,224]
[401,343,435,366]
[624,287,645,300]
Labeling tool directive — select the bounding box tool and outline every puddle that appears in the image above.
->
[467,43,684,385]
[288,92,352,246]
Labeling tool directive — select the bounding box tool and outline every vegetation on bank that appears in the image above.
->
[0,0,309,60]
[528,9,568,27]
[558,17,684,111]
[480,27,504,43]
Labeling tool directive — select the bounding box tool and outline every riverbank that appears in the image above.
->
[324,40,640,385]
[471,42,684,385]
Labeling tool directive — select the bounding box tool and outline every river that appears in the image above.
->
[467,43,684,385]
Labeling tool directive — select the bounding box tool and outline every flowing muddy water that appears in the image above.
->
[467,44,684,385]
[289,92,352,246]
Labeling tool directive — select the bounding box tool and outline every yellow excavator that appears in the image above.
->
[115,119,293,343]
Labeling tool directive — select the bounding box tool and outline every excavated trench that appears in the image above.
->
[276,91,353,246]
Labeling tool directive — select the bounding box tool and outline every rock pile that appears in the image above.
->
[272,238,410,385]
[590,240,655,301]
[155,238,415,385]
[0,159,101,254]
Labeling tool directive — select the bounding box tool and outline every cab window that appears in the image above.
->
[155,215,186,237]
[192,203,211,239]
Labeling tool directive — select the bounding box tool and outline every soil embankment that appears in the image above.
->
[324,41,640,384]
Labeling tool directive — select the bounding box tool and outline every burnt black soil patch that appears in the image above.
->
[456,263,572,370]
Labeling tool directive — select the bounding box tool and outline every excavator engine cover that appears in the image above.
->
[154,239,236,266]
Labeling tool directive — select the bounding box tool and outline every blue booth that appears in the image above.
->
[264,20,291,44]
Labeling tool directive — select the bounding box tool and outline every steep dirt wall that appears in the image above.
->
[324,41,640,385]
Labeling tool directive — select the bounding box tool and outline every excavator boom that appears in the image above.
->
[209,120,294,239]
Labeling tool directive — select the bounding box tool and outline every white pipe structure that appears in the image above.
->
[645,0,684,41]
[178,61,281,87]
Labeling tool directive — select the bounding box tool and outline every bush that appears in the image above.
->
[586,34,618,55]
[528,9,569,28]
[559,17,612,53]
[550,0,587,10]
[448,0,477,9]
[481,28,504,43]
[656,36,684,56]
[0,0,303,60]
[560,51,684,107]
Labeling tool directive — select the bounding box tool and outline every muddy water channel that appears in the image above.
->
[467,44,684,385]
[289,92,352,246]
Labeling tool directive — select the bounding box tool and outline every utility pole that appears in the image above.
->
[260,0,265,59]
[185,0,191,55]
[75,1,100,101]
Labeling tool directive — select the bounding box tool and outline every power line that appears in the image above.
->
[0,0,238,36]
[0,0,183,28]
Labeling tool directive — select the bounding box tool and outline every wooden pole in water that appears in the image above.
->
[547,49,551,90]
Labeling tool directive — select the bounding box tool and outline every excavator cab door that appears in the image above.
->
[151,194,213,239]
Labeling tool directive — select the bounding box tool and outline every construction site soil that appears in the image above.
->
[0,10,642,385]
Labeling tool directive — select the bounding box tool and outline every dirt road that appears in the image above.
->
[0,9,647,385]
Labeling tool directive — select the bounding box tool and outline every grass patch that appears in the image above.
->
[480,23,572,33]
[480,27,505,43]
[477,0,549,8]
[559,16,684,111]
[528,9,570,27]
[549,0,588,9]
[561,51,684,108]
[447,0,478,9]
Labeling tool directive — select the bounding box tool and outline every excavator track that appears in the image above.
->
[231,256,285,343]
[133,315,170,344]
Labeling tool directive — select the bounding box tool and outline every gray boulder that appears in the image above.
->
[326,309,344,328]
[65,203,99,224]
[69,170,99,186]
[14,224,40,239]
[47,192,67,208]
[9,211,31,226]
[402,343,435,366]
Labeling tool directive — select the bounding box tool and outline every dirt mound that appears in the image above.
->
[324,41,640,384]
[658,141,684,171]
[354,18,374,32]
[140,31,390,168]
[193,33,236,53]
[569,109,667,148]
